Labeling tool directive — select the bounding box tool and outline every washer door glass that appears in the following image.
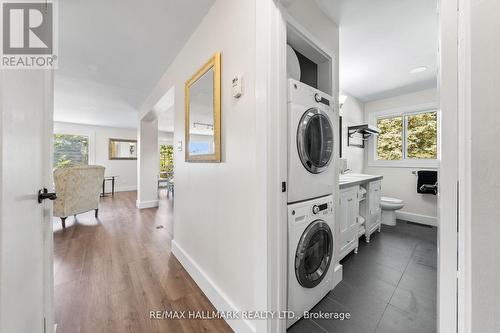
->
[295,220,333,288]
[297,108,334,174]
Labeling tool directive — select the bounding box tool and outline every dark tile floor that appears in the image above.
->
[288,220,437,333]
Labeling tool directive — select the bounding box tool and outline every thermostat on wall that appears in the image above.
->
[232,75,243,98]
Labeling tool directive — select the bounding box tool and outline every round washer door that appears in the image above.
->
[297,108,334,174]
[295,220,333,288]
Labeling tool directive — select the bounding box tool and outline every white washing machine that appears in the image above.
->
[287,195,335,328]
[288,79,336,204]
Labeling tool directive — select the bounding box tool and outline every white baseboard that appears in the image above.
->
[396,210,437,227]
[114,185,137,192]
[135,199,158,209]
[172,240,254,333]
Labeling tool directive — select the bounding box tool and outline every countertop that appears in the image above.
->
[339,173,383,189]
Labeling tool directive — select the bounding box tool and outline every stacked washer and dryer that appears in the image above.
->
[286,78,337,328]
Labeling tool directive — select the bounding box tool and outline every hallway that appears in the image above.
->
[53,191,232,333]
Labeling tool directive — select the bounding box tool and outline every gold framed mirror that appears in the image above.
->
[185,52,221,162]
[109,138,137,160]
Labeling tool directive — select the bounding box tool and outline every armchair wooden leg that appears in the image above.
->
[95,209,99,218]
[61,217,67,229]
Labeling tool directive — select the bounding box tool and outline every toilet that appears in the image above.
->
[380,197,405,226]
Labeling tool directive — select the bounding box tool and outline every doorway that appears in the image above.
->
[267,0,460,333]
[158,103,175,199]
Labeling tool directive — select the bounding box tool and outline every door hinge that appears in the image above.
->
[281,181,286,193]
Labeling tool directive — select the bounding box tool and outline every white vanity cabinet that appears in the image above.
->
[338,186,360,260]
[338,174,383,259]
[360,180,382,243]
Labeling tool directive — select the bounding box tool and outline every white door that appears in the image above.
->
[0,70,54,333]
[339,187,358,253]
[369,181,381,216]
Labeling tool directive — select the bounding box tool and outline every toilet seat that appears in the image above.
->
[381,196,403,204]
[380,197,404,210]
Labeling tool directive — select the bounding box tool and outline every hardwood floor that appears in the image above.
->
[53,190,232,333]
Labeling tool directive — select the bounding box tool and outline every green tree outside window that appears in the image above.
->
[53,134,89,168]
[376,111,437,161]
[377,116,403,160]
[407,112,437,159]
[160,144,174,177]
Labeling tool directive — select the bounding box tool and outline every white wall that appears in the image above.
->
[469,1,500,330]
[364,89,438,225]
[340,94,365,173]
[158,131,174,145]
[284,0,339,95]
[137,119,159,208]
[53,122,137,192]
[284,0,339,58]
[140,0,257,332]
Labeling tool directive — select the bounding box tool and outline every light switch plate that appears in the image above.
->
[232,75,242,98]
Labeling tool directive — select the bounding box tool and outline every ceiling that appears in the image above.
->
[55,0,437,128]
[55,0,214,129]
[315,0,438,102]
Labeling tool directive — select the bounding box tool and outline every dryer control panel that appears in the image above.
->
[314,93,330,107]
[312,199,333,216]
[288,195,334,224]
[312,202,328,215]
[288,79,335,113]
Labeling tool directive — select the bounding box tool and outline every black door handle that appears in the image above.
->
[38,188,57,203]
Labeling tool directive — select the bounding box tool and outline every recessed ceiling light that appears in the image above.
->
[410,66,428,74]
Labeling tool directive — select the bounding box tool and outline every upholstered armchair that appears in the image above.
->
[53,165,105,228]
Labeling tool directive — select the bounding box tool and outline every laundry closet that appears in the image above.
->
[284,20,341,328]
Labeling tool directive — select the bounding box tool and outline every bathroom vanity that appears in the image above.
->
[338,174,383,260]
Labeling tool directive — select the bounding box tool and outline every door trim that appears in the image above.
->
[263,2,339,332]
[262,1,463,333]
[438,0,461,332]
[456,0,472,331]
[255,1,288,332]
[43,70,55,333]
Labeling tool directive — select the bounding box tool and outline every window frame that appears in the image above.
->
[367,103,439,168]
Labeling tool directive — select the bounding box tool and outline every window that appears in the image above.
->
[406,112,438,159]
[372,108,438,165]
[53,134,89,168]
[377,116,403,160]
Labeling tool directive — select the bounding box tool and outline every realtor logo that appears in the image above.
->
[1,1,58,69]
